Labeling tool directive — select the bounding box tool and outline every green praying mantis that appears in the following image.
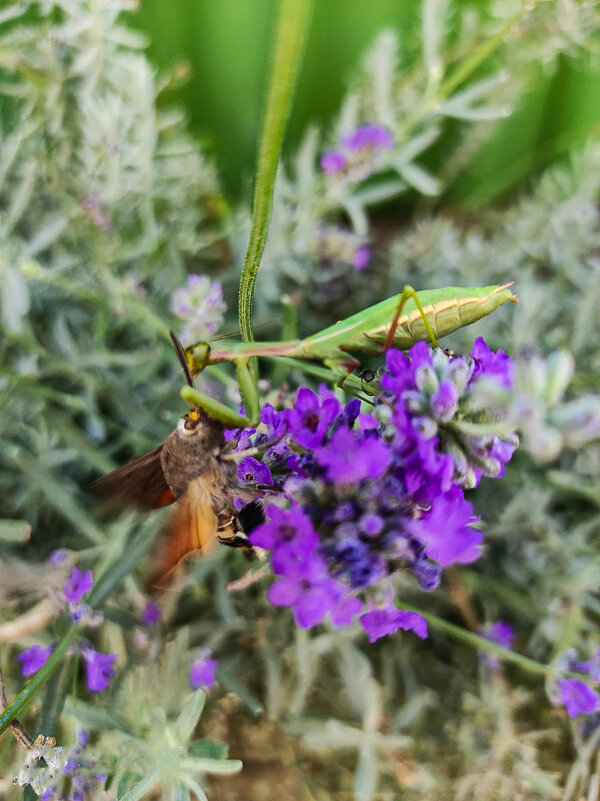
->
[177,282,516,430]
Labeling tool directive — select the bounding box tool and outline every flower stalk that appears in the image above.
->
[237,0,314,344]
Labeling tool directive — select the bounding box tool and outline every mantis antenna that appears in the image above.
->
[169,330,195,388]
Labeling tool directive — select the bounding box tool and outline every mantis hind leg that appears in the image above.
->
[384,285,438,351]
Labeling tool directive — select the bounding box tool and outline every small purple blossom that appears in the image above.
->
[352,244,371,270]
[360,606,428,643]
[63,566,93,604]
[471,337,514,389]
[48,549,69,564]
[558,679,600,718]
[288,386,340,449]
[480,620,515,669]
[341,124,394,151]
[81,647,116,693]
[267,552,343,628]
[316,427,391,483]
[17,644,53,676]
[484,621,515,650]
[141,600,162,626]
[190,656,219,689]
[238,456,274,486]
[321,124,394,182]
[410,491,481,566]
[320,150,347,173]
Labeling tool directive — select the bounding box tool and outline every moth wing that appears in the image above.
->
[151,476,222,589]
[90,445,175,510]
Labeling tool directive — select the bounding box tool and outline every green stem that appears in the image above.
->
[237,0,314,344]
[267,356,374,403]
[0,626,78,736]
[403,605,583,679]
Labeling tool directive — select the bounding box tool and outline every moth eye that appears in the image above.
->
[183,418,197,432]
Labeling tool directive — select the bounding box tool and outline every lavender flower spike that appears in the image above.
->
[17,644,53,676]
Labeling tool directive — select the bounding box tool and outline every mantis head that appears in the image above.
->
[185,341,211,379]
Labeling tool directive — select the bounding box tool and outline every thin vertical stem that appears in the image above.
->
[238,0,314,344]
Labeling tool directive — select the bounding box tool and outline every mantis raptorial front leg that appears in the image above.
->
[384,285,438,352]
[181,357,261,429]
[180,386,255,429]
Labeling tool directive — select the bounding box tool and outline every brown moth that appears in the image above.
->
[91,335,263,588]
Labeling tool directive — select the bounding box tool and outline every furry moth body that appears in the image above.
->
[91,408,261,587]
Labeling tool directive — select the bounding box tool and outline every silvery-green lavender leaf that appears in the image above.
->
[172,690,205,744]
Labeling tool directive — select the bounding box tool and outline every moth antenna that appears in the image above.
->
[169,330,194,388]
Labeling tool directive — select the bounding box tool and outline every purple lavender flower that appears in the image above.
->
[410,491,482,566]
[578,649,600,682]
[250,504,319,574]
[331,596,363,627]
[320,150,347,173]
[360,605,428,643]
[480,620,515,669]
[190,656,219,689]
[267,552,343,628]
[228,338,517,642]
[17,644,53,676]
[483,620,515,650]
[341,124,394,151]
[48,549,69,565]
[352,244,371,271]
[316,427,391,483]
[238,457,274,486]
[141,600,162,626]
[558,679,600,717]
[321,124,394,183]
[63,567,93,604]
[379,341,517,496]
[171,274,226,344]
[288,387,340,449]
[81,647,116,692]
[471,337,514,389]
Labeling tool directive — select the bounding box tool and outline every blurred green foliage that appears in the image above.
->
[135,0,600,202]
[1,1,600,799]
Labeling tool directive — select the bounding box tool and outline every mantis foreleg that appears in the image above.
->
[181,386,255,429]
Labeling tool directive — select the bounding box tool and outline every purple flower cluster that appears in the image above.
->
[321,123,394,183]
[171,274,226,344]
[230,338,518,642]
[14,731,106,801]
[17,568,116,693]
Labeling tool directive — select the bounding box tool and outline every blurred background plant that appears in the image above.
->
[0,0,599,799]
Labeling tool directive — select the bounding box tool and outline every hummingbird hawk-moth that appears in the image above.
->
[91,333,264,588]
